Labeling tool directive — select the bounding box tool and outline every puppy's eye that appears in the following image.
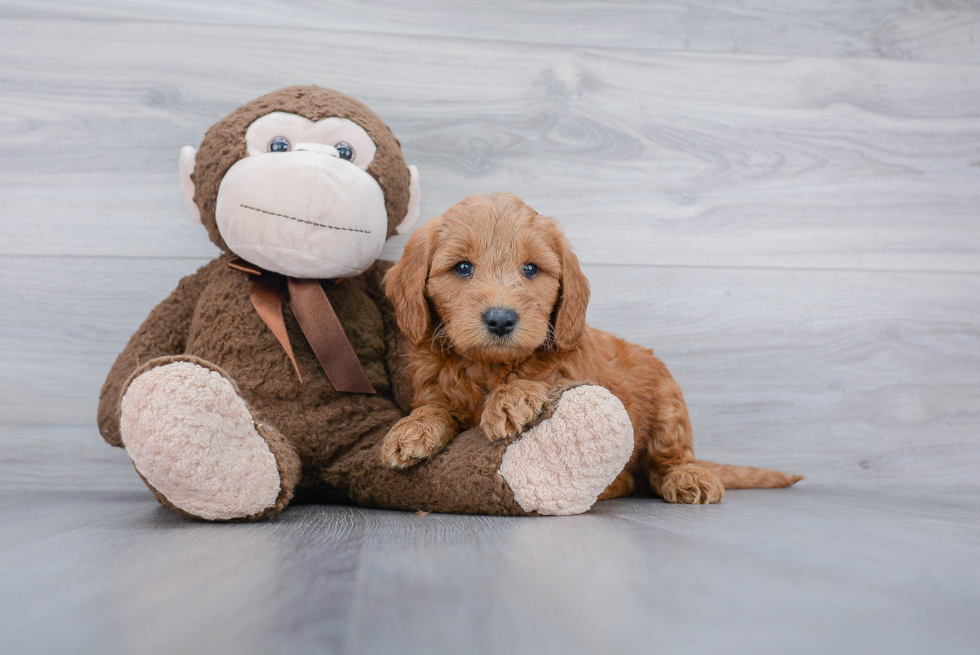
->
[453,261,474,278]
[522,263,539,278]
[335,141,354,161]
[269,136,291,153]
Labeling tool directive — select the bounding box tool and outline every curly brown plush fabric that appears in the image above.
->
[192,86,412,247]
[98,88,635,521]
[99,258,417,497]
[96,88,541,519]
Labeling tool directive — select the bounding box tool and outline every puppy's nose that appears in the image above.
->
[483,307,519,337]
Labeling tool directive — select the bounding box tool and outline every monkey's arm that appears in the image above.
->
[364,260,415,414]
[97,260,218,447]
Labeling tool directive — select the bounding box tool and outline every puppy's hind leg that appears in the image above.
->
[643,388,724,505]
[598,469,635,500]
[650,461,725,505]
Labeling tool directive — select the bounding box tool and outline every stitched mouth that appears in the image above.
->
[240,204,372,234]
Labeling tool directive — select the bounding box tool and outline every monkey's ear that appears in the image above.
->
[179,145,202,224]
[394,165,421,235]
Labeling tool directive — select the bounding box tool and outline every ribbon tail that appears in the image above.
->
[248,276,303,382]
[287,278,376,394]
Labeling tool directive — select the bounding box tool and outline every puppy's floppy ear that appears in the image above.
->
[385,220,435,346]
[550,225,590,351]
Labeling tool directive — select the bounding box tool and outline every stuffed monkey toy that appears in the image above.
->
[98,86,634,520]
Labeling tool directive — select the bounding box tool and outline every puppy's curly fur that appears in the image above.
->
[382,193,801,503]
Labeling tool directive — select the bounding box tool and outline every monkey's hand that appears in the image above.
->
[480,379,552,442]
[380,407,458,469]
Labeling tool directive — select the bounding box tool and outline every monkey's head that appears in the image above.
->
[179,86,421,279]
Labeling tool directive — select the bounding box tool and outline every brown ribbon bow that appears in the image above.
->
[229,258,376,394]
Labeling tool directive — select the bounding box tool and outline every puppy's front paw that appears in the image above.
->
[480,380,551,442]
[381,415,450,469]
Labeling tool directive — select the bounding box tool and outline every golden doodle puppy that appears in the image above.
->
[382,193,801,504]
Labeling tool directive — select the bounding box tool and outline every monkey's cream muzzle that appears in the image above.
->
[215,148,388,279]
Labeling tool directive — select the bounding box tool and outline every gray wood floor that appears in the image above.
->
[3,486,979,655]
[1,2,978,653]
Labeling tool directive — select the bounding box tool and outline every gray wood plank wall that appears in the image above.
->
[1,1,978,487]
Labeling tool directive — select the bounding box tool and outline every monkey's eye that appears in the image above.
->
[522,263,539,278]
[453,261,474,278]
[335,142,354,161]
[268,136,291,153]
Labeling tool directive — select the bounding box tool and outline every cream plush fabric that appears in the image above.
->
[120,361,282,521]
[499,385,634,515]
[214,149,389,279]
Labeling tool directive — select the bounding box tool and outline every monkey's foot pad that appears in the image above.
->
[499,385,634,515]
[120,361,281,520]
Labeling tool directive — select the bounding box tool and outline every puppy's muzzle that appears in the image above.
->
[483,307,518,337]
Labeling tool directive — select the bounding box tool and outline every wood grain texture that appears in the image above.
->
[1,18,978,272]
[4,0,980,63]
[1,489,978,654]
[2,257,978,485]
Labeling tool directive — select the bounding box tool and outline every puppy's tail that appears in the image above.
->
[697,461,803,489]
